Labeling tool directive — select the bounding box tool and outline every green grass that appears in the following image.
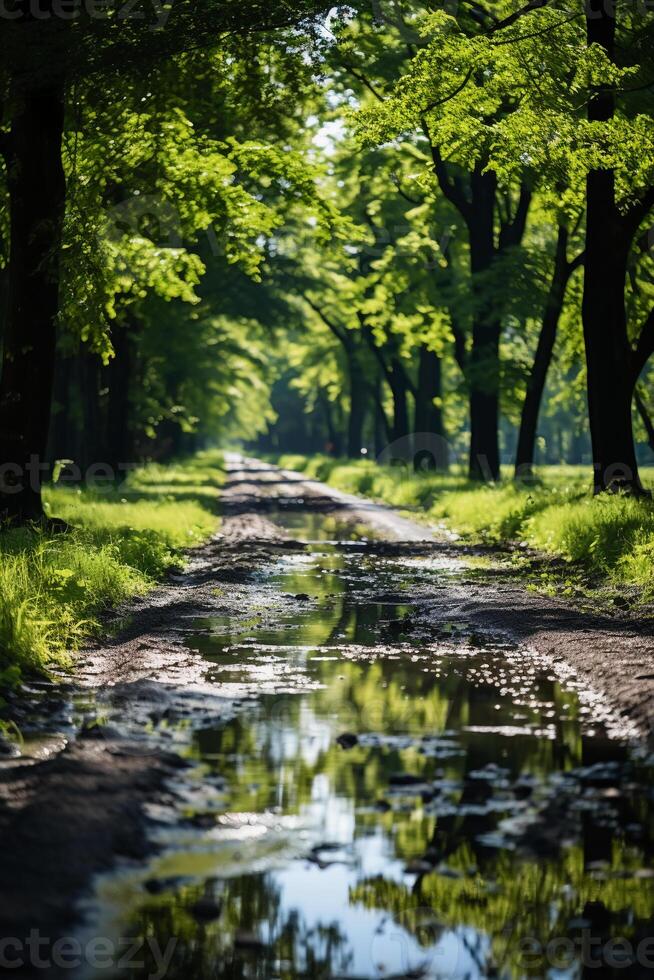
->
[276,454,654,597]
[0,452,224,682]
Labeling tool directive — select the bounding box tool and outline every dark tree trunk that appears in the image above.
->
[48,347,104,485]
[427,90,533,484]
[373,371,389,457]
[48,347,75,464]
[80,351,104,475]
[582,1,646,494]
[467,168,500,482]
[0,84,66,521]
[346,346,367,458]
[414,345,447,471]
[320,392,341,456]
[583,173,642,492]
[388,358,410,444]
[105,321,134,474]
[515,226,574,480]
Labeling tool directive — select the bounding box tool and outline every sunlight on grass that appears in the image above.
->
[0,451,224,681]
[277,455,654,595]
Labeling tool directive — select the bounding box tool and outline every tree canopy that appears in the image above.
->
[1,0,654,520]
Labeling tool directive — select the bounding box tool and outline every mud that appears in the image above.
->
[0,453,653,977]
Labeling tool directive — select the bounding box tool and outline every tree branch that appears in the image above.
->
[486,0,551,36]
[391,173,423,206]
[421,122,472,221]
[421,67,475,114]
[304,295,350,346]
[360,313,393,385]
[567,249,585,275]
[341,62,385,102]
[498,182,532,250]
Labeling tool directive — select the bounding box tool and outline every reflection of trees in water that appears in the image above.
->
[130,872,352,979]
[350,838,654,979]
[165,556,654,979]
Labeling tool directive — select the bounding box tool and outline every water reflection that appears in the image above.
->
[103,520,654,979]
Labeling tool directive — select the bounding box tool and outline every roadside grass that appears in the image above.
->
[0,452,223,682]
[276,454,654,596]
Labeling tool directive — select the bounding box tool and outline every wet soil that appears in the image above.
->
[1,455,653,979]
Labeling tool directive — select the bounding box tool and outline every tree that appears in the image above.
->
[0,0,333,522]
[466,0,654,490]
[514,221,584,479]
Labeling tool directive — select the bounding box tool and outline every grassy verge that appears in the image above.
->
[0,451,224,683]
[276,454,654,598]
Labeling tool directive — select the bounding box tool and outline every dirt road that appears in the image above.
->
[1,455,653,978]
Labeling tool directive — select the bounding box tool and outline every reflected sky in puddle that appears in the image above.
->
[80,513,654,980]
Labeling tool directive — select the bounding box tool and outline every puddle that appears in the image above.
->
[0,681,97,768]
[75,512,654,979]
[267,508,377,543]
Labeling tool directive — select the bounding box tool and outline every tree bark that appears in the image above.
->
[583,172,642,492]
[414,345,447,471]
[514,226,576,480]
[373,370,390,457]
[388,358,410,444]
[467,168,500,481]
[582,1,647,494]
[319,392,341,456]
[427,135,531,482]
[105,321,135,473]
[346,345,367,458]
[0,83,66,521]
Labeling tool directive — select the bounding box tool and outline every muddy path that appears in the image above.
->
[1,455,653,979]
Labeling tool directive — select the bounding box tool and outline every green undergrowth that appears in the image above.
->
[276,454,654,598]
[0,452,223,682]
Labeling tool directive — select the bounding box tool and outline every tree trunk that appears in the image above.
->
[583,183,643,492]
[414,345,447,471]
[467,168,500,482]
[47,347,75,464]
[582,1,645,494]
[80,351,104,475]
[105,321,134,474]
[373,371,389,457]
[320,392,341,456]
[388,358,410,444]
[0,83,66,522]
[346,346,367,458]
[514,226,572,480]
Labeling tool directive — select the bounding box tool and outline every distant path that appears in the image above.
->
[222,451,436,541]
